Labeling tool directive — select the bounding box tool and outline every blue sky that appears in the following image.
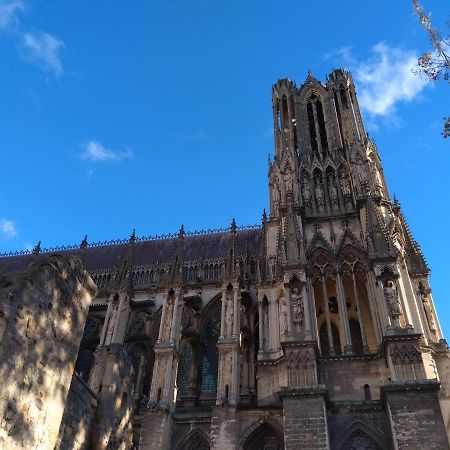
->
[0,1,448,335]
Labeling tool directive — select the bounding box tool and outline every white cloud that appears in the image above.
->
[0,1,63,76]
[21,31,64,76]
[325,43,430,121]
[81,140,133,163]
[0,219,17,238]
[0,0,23,29]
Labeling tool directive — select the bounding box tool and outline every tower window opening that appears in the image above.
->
[334,92,344,147]
[349,90,361,140]
[282,96,289,129]
[316,100,328,151]
[290,95,298,152]
[364,383,372,401]
[307,102,318,153]
[340,86,348,108]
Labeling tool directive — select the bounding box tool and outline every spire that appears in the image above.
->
[262,209,267,224]
[80,235,88,249]
[129,228,136,244]
[178,224,185,239]
[230,218,237,234]
[32,241,41,255]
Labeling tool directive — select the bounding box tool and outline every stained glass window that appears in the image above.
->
[201,308,220,396]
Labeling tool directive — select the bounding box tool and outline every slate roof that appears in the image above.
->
[0,228,263,275]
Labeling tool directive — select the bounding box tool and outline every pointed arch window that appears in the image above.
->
[316,100,328,151]
[177,341,194,397]
[307,102,318,153]
[201,308,221,396]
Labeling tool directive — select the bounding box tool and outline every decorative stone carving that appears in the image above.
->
[327,173,339,210]
[302,179,312,206]
[284,168,294,193]
[314,175,325,211]
[340,172,352,197]
[291,287,304,331]
[225,292,234,328]
[422,290,437,333]
[162,297,174,340]
[384,280,401,320]
[272,180,281,214]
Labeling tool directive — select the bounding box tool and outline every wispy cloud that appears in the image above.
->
[0,1,63,76]
[0,218,17,238]
[81,140,134,163]
[188,129,207,141]
[325,43,430,126]
[0,0,23,29]
[21,31,64,76]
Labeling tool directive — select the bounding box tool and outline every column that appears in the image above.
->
[157,295,168,342]
[170,289,182,343]
[301,282,312,340]
[307,277,319,341]
[257,295,264,354]
[364,272,382,346]
[232,285,240,337]
[220,289,226,338]
[351,271,368,353]
[269,293,280,351]
[285,285,293,335]
[335,272,353,354]
[321,275,335,355]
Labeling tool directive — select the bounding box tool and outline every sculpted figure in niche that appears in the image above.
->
[272,180,280,213]
[422,291,437,333]
[163,297,174,340]
[302,179,312,206]
[314,175,325,211]
[327,173,339,210]
[225,292,234,329]
[340,172,351,197]
[290,287,304,332]
[279,297,288,336]
[384,280,401,320]
[284,168,294,193]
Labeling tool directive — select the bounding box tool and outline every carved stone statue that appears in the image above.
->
[340,173,351,197]
[163,297,174,340]
[272,181,280,212]
[290,287,304,331]
[225,293,234,327]
[384,280,401,319]
[302,179,311,206]
[422,292,437,333]
[327,173,339,210]
[314,176,325,211]
[284,169,293,193]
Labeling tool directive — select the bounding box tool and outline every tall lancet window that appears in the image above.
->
[290,95,298,152]
[307,93,329,157]
[282,96,289,129]
[307,102,318,153]
[316,100,328,151]
[201,308,220,396]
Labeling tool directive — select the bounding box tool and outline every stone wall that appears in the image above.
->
[281,390,329,449]
[55,372,98,450]
[0,254,96,450]
[383,382,450,449]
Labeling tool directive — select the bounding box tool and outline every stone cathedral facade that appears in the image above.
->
[0,69,449,450]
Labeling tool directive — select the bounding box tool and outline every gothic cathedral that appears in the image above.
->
[0,70,449,450]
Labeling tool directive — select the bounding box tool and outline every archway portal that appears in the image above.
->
[242,422,284,450]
